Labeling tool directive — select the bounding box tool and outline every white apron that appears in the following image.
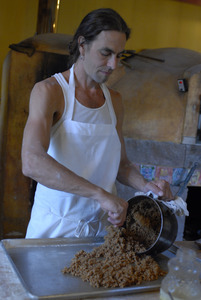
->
[26,65,121,238]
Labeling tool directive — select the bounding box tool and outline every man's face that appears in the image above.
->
[82,30,127,83]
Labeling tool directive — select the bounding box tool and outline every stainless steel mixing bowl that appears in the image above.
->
[125,194,178,256]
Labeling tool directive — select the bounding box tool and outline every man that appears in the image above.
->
[22,8,172,238]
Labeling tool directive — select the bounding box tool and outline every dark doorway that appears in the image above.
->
[184,187,201,240]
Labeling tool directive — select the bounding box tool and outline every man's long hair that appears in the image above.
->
[68,8,131,66]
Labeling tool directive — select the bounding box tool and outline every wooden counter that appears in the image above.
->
[0,241,200,300]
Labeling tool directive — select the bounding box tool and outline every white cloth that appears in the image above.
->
[26,64,121,238]
[135,191,189,216]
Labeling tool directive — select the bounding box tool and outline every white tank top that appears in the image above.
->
[73,98,112,124]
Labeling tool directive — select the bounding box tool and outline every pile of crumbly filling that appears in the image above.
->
[62,224,166,288]
[125,198,161,250]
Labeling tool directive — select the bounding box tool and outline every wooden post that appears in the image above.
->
[36,0,60,34]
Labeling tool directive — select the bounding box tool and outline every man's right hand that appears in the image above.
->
[98,192,128,227]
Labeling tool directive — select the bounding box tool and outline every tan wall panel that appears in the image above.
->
[0,50,44,238]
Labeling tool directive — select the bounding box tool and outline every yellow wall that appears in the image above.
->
[1,0,201,95]
[0,0,38,95]
[57,0,201,52]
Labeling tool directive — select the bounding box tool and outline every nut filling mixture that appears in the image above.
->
[62,199,166,288]
[125,197,161,250]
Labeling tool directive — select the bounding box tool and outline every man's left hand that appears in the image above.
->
[144,179,173,201]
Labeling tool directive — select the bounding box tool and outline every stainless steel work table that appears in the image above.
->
[0,240,200,300]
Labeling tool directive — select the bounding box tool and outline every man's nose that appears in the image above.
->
[108,55,118,70]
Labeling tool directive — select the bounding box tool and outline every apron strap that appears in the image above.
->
[100,83,117,127]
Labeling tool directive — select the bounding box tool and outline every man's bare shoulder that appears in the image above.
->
[108,87,121,99]
[107,87,124,126]
[32,76,61,97]
[32,70,70,96]
[29,73,69,119]
[108,87,123,109]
